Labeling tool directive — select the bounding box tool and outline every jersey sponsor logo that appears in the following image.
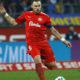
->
[29,21,41,27]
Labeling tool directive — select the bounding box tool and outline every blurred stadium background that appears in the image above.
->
[0,0,80,80]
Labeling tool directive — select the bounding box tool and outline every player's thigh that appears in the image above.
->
[27,45,40,58]
[41,46,56,63]
[34,55,42,64]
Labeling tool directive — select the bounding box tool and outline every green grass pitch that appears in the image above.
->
[0,69,80,80]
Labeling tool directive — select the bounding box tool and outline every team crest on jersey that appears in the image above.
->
[38,18,42,21]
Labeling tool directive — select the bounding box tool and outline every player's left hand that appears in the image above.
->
[63,40,72,48]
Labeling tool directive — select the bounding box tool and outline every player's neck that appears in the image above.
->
[33,11,41,15]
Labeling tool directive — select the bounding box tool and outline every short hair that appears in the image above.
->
[31,0,41,4]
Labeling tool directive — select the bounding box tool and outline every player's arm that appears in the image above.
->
[45,15,72,48]
[48,27,72,48]
[0,3,18,26]
[49,27,62,40]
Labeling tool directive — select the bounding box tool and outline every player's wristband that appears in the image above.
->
[60,37,66,42]
[4,13,9,17]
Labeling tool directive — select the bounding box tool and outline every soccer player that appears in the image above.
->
[0,0,72,80]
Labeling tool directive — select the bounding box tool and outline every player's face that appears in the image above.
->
[31,1,41,14]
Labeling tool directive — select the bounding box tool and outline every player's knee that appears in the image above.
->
[48,61,56,67]
[34,55,42,64]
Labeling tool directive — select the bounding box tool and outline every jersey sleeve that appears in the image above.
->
[16,12,26,24]
[45,16,53,28]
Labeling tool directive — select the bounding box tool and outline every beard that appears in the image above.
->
[33,9,41,14]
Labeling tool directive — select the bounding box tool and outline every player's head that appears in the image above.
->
[69,24,74,31]
[31,0,41,14]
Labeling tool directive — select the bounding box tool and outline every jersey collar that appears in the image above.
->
[32,11,42,15]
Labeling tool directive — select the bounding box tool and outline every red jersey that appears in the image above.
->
[16,11,52,44]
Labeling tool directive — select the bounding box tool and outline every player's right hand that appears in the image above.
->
[0,3,6,15]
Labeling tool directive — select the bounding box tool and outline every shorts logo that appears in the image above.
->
[28,45,32,51]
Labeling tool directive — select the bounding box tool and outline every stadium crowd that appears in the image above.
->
[1,0,80,14]
[0,0,80,27]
